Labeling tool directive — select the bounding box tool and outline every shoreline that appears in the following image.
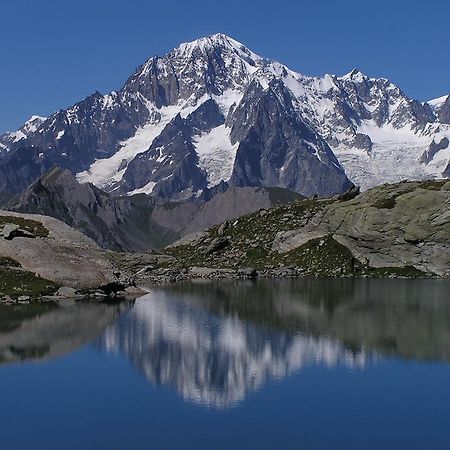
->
[1,268,445,306]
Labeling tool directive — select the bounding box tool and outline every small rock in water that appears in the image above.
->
[125,286,146,296]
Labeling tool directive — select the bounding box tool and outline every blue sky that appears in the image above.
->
[1,0,449,133]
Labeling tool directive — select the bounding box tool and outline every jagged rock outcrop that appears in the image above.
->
[229,80,352,197]
[6,167,177,251]
[7,168,302,251]
[421,137,450,164]
[435,95,450,124]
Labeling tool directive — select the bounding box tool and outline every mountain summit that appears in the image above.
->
[1,34,449,200]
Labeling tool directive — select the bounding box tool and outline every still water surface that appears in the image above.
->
[1,279,450,450]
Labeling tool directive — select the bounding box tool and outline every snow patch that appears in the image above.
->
[334,120,450,190]
[77,98,209,190]
[212,89,243,115]
[11,131,26,142]
[128,181,157,196]
[193,125,238,187]
[428,95,449,109]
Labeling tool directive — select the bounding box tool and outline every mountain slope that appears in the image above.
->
[1,34,449,198]
[6,168,302,251]
[163,180,450,278]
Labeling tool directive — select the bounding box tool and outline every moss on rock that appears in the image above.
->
[0,216,49,238]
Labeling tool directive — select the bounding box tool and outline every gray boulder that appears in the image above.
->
[0,210,120,289]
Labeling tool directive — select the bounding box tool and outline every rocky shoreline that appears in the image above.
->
[1,180,449,305]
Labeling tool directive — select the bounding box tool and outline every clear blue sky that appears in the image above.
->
[1,0,449,133]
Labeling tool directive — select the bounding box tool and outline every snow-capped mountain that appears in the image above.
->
[0,115,46,154]
[1,34,449,198]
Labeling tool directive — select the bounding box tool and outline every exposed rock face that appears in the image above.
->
[272,181,450,276]
[421,137,449,164]
[2,34,448,200]
[436,95,450,124]
[6,167,177,251]
[0,91,151,186]
[0,210,120,289]
[444,162,450,178]
[153,185,302,237]
[229,80,352,197]
[119,114,209,200]
[7,168,301,251]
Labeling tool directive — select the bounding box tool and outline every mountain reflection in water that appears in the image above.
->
[1,279,450,410]
[97,278,450,408]
[99,290,366,408]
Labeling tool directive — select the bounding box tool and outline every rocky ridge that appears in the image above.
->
[6,167,302,251]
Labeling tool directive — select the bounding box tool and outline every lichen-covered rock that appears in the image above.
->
[273,181,450,276]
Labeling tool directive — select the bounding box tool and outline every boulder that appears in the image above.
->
[1,224,19,239]
[56,286,80,298]
[0,210,119,289]
[190,267,217,277]
[205,237,229,254]
[239,267,258,278]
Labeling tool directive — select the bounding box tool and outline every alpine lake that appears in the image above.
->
[1,278,450,450]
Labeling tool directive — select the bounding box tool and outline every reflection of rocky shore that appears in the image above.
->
[166,279,450,362]
[0,301,132,364]
[99,291,367,408]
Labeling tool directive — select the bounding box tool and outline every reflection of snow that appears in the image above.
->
[99,291,368,409]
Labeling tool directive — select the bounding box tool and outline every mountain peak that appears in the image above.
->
[341,68,368,82]
[178,33,243,50]
[171,33,261,63]
[18,115,47,137]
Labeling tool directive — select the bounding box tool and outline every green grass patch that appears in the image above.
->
[0,256,21,267]
[0,267,59,299]
[369,266,429,278]
[166,198,337,270]
[280,235,359,276]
